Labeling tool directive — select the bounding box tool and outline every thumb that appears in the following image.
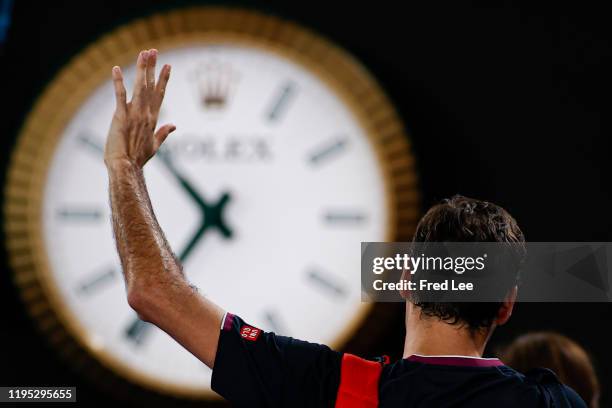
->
[154,123,176,150]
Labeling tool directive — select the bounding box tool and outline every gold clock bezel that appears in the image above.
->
[3,6,419,403]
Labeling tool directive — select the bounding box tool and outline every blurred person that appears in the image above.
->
[500,332,600,408]
[103,48,586,407]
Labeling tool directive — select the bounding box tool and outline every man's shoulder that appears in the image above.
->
[521,367,588,408]
[379,359,588,407]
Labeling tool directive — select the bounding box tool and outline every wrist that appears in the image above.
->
[105,156,139,173]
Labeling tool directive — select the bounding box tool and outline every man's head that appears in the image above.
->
[410,195,526,331]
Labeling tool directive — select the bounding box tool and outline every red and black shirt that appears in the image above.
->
[211,313,586,407]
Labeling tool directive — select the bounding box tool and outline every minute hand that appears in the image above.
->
[158,151,208,211]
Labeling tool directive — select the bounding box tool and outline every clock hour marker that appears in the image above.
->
[266,81,296,122]
[306,269,347,298]
[324,211,367,224]
[308,137,348,165]
[263,310,286,335]
[77,268,116,294]
[77,131,104,155]
[57,207,103,221]
[124,317,153,345]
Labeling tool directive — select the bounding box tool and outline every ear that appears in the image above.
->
[496,285,517,326]
[399,266,412,300]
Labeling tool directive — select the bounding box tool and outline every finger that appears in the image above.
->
[132,50,148,103]
[153,123,176,151]
[146,49,157,95]
[112,66,127,113]
[153,64,171,113]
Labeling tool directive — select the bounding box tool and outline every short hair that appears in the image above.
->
[500,332,600,408]
[411,195,525,330]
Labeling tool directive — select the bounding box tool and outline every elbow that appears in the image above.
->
[127,283,159,323]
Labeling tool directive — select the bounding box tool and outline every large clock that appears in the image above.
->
[4,6,418,404]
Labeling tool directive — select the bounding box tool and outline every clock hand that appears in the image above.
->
[178,192,232,261]
[157,150,233,248]
[157,150,208,209]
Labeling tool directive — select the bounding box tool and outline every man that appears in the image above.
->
[104,49,586,407]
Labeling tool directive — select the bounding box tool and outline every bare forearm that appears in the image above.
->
[107,158,223,367]
[108,159,184,297]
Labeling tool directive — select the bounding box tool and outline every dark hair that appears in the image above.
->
[500,332,600,408]
[411,195,525,330]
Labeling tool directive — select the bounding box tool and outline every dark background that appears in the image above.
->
[1,0,610,406]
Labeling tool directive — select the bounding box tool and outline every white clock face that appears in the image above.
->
[42,44,388,393]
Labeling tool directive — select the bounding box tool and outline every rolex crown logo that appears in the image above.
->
[193,61,238,110]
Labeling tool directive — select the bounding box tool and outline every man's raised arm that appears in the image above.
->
[104,49,224,368]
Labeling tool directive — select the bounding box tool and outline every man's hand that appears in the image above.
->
[104,49,175,168]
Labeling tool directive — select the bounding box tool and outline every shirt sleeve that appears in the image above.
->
[211,313,343,407]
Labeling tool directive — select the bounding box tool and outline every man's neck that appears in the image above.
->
[402,303,492,359]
